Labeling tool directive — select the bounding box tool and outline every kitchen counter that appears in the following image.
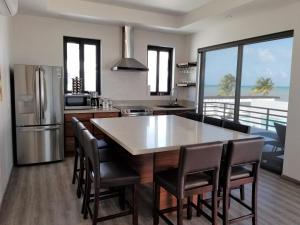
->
[64,107,120,114]
[91,115,252,155]
[151,106,195,111]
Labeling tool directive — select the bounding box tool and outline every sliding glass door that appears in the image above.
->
[198,31,293,131]
[203,47,238,120]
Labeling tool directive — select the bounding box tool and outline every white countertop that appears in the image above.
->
[91,115,254,155]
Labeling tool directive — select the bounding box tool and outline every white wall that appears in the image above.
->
[0,15,13,207]
[186,2,300,181]
[10,14,187,100]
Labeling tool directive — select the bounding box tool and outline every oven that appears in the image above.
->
[64,93,91,110]
[114,106,153,117]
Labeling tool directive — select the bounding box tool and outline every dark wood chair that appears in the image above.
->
[203,116,223,127]
[82,129,140,225]
[221,120,250,200]
[220,137,264,225]
[73,120,113,199]
[153,142,224,225]
[71,117,80,187]
[222,120,250,134]
[180,112,203,122]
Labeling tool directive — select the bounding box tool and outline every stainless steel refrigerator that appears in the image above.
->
[13,64,64,165]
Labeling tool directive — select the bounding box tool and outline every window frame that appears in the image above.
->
[197,30,294,122]
[63,36,101,94]
[147,45,173,96]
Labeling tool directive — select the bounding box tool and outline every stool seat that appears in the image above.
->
[156,168,211,196]
[231,166,251,180]
[99,161,140,187]
[97,139,109,149]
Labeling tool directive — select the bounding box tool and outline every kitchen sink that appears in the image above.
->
[157,105,185,108]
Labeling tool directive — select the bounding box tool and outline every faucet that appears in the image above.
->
[169,87,178,105]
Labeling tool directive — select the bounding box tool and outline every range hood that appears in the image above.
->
[111,26,148,71]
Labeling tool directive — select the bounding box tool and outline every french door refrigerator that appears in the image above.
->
[13,64,64,165]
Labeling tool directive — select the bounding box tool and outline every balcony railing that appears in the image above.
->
[203,101,288,131]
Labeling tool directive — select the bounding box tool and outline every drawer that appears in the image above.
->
[64,113,93,122]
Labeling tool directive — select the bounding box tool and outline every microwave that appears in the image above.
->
[64,93,91,109]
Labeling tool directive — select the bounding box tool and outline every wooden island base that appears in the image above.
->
[112,141,196,209]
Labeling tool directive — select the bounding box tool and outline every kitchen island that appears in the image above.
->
[91,115,253,207]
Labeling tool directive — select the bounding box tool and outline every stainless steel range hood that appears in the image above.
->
[111,26,149,71]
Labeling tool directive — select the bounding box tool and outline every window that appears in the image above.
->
[63,36,100,93]
[147,46,173,95]
[198,31,293,130]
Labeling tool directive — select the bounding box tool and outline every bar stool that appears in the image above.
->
[71,117,112,198]
[221,120,250,201]
[82,129,140,225]
[153,142,224,225]
[203,116,223,127]
[180,112,203,122]
[220,137,264,225]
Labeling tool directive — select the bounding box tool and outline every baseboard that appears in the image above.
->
[281,174,300,185]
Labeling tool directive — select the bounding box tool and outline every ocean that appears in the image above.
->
[204,85,290,101]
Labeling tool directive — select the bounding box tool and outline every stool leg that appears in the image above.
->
[187,196,192,220]
[197,194,203,217]
[212,190,218,225]
[92,184,100,225]
[153,183,160,225]
[72,151,78,184]
[119,187,126,211]
[132,184,138,225]
[252,182,258,225]
[240,185,245,201]
[83,173,91,219]
[177,198,183,225]
[222,187,229,225]
[81,168,87,214]
[77,155,84,198]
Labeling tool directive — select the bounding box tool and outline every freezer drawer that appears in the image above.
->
[16,125,64,165]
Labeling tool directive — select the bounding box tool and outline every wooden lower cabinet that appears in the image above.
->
[153,109,195,116]
[64,112,120,156]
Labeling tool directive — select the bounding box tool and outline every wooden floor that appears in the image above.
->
[0,158,300,225]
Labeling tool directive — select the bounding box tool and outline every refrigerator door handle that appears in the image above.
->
[40,68,47,120]
[35,67,41,123]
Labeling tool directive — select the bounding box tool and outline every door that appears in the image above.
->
[16,125,64,165]
[14,65,41,126]
[40,66,63,125]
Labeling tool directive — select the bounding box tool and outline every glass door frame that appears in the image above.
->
[197,30,294,123]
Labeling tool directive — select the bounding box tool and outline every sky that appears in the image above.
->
[204,37,294,87]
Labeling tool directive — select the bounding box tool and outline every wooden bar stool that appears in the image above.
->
[220,137,264,225]
[203,116,223,127]
[221,120,250,201]
[82,129,140,225]
[153,142,224,225]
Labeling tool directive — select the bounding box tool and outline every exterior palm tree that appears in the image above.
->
[218,73,236,96]
[252,77,274,96]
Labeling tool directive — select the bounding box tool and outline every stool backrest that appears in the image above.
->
[77,122,87,147]
[178,142,223,197]
[71,117,79,144]
[224,137,264,185]
[274,122,286,149]
[222,120,250,134]
[203,116,223,127]
[83,129,100,180]
[181,112,203,122]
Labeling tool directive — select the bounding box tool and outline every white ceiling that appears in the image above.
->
[17,0,300,33]
[84,0,212,15]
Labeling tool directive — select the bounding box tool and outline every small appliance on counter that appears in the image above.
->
[64,93,91,109]
[90,91,99,108]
